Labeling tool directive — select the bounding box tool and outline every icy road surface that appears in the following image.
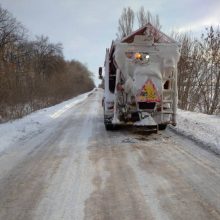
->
[0,90,220,220]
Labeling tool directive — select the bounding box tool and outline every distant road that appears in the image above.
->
[0,90,220,220]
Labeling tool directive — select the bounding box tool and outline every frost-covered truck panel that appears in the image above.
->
[100,23,180,131]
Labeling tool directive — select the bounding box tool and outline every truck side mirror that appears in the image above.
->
[99,67,103,79]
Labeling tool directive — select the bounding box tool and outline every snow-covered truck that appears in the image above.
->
[99,23,180,131]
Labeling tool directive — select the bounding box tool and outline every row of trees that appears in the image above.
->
[116,7,219,115]
[177,27,220,114]
[0,6,94,122]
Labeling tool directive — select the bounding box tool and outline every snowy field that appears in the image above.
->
[0,90,219,154]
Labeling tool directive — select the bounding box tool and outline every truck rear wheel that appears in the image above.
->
[158,124,167,130]
[105,123,114,131]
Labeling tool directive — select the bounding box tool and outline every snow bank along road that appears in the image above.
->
[0,89,220,220]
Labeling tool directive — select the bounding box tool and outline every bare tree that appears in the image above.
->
[0,6,25,56]
[198,27,220,114]
[177,34,195,110]
[136,6,148,27]
[176,26,220,115]
[117,6,162,40]
[117,7,134,39]
[137,6,161,29]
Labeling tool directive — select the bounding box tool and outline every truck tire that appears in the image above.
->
[158,124,167,130]
[105,123,114,131]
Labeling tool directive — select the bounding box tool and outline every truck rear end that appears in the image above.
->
[100,23,180,131]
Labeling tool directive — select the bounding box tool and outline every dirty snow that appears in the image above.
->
[0,90,219,155]
[171,109,220,154]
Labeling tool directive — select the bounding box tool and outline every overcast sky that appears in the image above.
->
[0,0,220,85]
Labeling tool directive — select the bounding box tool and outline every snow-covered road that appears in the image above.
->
[0,90,220,220]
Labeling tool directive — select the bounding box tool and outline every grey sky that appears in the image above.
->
[0,0,220,85]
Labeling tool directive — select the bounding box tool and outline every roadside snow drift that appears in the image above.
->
[0,91,93,154]
[172,109,220,154]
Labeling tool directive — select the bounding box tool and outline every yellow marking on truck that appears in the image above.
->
[137,79,160,102]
